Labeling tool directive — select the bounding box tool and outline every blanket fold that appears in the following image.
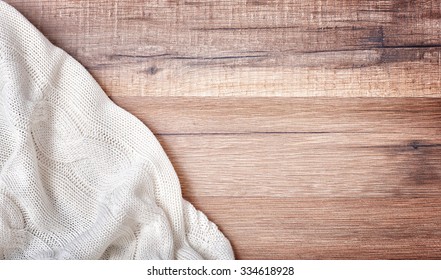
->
[0,1,234,260]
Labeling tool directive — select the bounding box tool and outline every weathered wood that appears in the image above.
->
[5,0,441,97]
[115,97,441,198]
[197,197,441,259]
[114,97,441,259]
[4,0,441,259]
[112,96,441,135]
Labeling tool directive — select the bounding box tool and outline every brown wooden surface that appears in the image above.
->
[5,0,441,259]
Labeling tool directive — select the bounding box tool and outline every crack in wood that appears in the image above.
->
[169,54,269,60]
[156,131,369,136]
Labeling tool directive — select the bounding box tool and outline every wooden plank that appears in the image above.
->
[195,197,441,259]
[113,97,441,258]
[112,96,441,134]
[5,0,441,97]
[113,97,441,197]
[157,132,441,198]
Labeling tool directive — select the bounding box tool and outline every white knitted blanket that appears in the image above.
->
[0,1,234,259]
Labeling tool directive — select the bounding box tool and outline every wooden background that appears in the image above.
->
[5,0,441,259]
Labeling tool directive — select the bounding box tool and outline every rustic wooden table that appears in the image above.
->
[6,0,441,259]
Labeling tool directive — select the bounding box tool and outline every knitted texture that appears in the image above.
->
[0,1,234,260]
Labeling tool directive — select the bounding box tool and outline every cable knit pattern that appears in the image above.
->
[0,1,234,260]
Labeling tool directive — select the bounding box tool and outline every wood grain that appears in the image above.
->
[5,0,441,97]
[4,0,441,259]
[199,197,441,259]
[114,97,441,259]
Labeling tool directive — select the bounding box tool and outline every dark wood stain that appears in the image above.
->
[146,66,160,75]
